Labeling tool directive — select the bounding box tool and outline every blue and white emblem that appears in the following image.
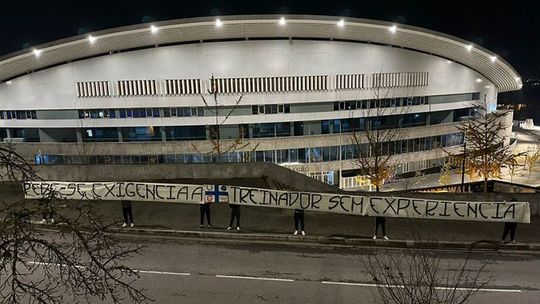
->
[204,185,229,203]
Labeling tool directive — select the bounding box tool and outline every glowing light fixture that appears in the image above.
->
[466,44,473,51]
[490,56,497,63]
[33,49,42,57]
[476,78,482,83]
[215,19,223,27]
[388,25,397,33]
[337,19,345,28]
[150,25,159,34]
[279,17,286,26]
[88,35,97,44]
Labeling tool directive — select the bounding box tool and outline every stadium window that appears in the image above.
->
[278,104,284,113]
[252,105,259,114]
[333,102,339,111]
[197,107,204,116]
[146,109,153,117]
[109,109,116,118]
[258,105,264,114]
[153,108,160,117]
[170,108,177,117]
[127,109,133,118]
[119,109,126,118]
[284,104,290,113]
[164,108,171,117]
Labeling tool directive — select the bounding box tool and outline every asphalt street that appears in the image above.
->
[115,235,540,304]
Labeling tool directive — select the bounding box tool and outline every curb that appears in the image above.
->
[111,227,540,251]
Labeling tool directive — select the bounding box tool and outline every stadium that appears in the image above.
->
[0,15,521,189]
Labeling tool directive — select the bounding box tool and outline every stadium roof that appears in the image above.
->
[0,15,522,92]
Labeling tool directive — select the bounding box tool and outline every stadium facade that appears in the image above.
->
[0,15,521,188]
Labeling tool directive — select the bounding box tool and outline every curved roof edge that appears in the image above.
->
[0,15,522,92]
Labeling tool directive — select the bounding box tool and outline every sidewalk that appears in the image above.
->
[86,200,540,251]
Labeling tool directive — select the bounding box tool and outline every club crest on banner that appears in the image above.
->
[204,185,229,203]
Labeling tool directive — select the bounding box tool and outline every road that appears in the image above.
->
[116,235,540,304]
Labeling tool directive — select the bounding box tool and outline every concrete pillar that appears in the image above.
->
[75,129,82,143]
[117,128,123,143]
[205,126,211,140]
[160,127,167,142]
[6,128,11,139]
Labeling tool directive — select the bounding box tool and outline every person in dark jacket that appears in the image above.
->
[373,216,389,240]
[121,200,134,227]
[501,222,517,244]
[227,204,241,231]
[293,209,305,235]
[501,198,518,244]
[200,201,212,228]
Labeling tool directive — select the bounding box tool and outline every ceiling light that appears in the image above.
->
[446,60,452,64]
[150,25,159,34]
[388,25,397,33]
[337,19,345,28]
[466,44,473,52]
[476,78,482,83]
[490,56,497,63]
[485,85,491,89]
[215,19,223,27]
[279,17,286,26]
[33,49,42,57]
[6,81,12,85]
[88,35,97,44]
[515,77,521,82]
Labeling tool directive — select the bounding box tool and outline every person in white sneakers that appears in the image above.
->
[39,198,54,224]
[227,204,241,231]
[121,200,134,228]
[373,216,389,240]
[293,209,306,235]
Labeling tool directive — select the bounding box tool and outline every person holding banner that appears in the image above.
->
[373,217,389,240]
[121,200,134,227]
[293,209,306,235]
[200,200,212,228]
[227,204,241,231]
[501,198,518,244]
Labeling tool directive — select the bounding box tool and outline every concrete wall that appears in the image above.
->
[32,162,342,194]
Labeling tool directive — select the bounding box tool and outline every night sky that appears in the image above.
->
[0,0,538,119]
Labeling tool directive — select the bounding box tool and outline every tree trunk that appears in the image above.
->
[483,178,488,193]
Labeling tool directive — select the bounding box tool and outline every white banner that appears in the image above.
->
[23,181,530,223]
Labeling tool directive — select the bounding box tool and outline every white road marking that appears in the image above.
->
[28,261,190,277]
[322,281,521,293]
[137,270,190,276]
[216,275,294,282]
[25,261,522,293]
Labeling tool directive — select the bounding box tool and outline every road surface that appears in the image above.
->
[116,235,540,304]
